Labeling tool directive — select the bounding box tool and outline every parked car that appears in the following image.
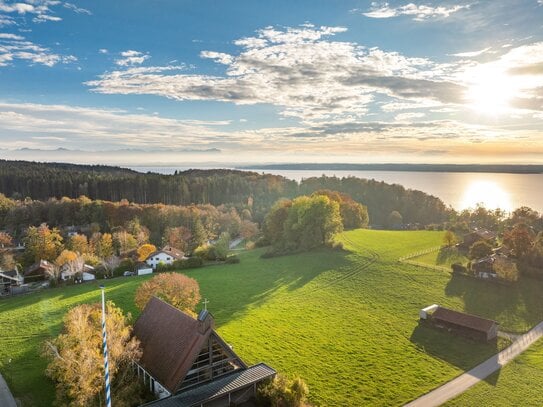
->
[123,271,135,277]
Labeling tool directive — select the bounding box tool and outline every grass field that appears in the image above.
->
[446,338,543,406]
[1,229,542,406]
[409,246,469,269]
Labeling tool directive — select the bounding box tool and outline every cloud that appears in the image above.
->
[0,101,540,164]
[0,1,92,27]
[99,48,108,54]
[363,2,469,21]
[63,2,91,15]
[0,33,77,66]
[88,24,466,123]
[115,50,150,66]
[394,112,426,121]
[450,47,492,58]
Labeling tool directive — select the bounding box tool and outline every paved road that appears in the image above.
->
[0,373,17,407]
[404,321,543,407]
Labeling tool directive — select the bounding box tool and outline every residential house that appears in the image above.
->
[145,246,186,269]
[24,260,55,281]
[133,297,276,406]
[462,229,497,249]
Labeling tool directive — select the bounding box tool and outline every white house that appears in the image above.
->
[145,246,185,269]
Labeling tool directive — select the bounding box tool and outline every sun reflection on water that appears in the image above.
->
[460,180,513,212]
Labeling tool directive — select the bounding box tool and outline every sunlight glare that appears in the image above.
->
[465,65,518,115]
[460,180,512,212]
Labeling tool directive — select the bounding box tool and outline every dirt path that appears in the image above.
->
[404,320,543,407]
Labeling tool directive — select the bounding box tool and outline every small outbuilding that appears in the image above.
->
[427,306,498,341]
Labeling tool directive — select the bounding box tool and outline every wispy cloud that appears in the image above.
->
[0,101,539,164]
[63,2,91,15]
[0,0,92,27]
[0,32,76,66]
[115,50,150,66]
[87,24,465,124]
[363,2,469,21]
[450,47,492,58]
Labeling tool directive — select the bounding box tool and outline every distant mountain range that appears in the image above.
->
[239,163,543,174]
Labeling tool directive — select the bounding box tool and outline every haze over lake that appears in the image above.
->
[130,167,543,214]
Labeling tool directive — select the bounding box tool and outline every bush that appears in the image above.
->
[113,258,135,277]
[225,256,240,264]
[185,256,203,268]
[451,263,467,274]
[257,374,309,407]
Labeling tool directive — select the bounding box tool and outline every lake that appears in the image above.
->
[129,166,543,213]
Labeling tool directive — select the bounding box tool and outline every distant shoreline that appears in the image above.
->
[237,163,543,174]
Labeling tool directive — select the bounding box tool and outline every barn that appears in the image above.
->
[133,297,276,406]
[429,306,498,342]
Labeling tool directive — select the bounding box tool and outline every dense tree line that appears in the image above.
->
[0,195,254,246]
[0,160,451,226]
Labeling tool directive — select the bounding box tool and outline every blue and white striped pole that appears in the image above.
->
[100,285,112,407]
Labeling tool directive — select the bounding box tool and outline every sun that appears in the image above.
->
[465,64,518,115]
[460,180,512,212]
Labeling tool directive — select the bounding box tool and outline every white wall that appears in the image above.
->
[146,252,175,269]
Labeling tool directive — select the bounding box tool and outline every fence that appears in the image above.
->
[398,246,451,273]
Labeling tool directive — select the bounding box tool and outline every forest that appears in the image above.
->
[0,160,449,227]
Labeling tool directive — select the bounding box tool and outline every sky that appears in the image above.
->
[0,0,543,166]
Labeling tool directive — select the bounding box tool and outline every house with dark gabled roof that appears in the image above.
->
[133,297,276,406]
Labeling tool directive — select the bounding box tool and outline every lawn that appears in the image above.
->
[446,337,543,406]
[1,229,542,406]
[408,246,469,269]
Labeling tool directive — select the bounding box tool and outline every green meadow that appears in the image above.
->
[1,229,542,406]
[446,338,543,406]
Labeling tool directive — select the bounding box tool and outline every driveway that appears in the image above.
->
[0,373,17,407]
[404,321,543,407]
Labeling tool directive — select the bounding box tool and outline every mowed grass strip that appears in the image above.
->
[1,230,542,406]
[445,337,543,406]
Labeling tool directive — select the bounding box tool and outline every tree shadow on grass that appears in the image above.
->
[410,322,501,385]
[436,247,464,266]
[444,273,524,331]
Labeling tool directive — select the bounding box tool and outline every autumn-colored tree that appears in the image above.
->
[23,223,64,264]
[264,199,292,245]
[494,257,519,282]
[0,231,14,270]
[56,250,85,279]
[163,226,192,251]
[0,231,12,248]
[135,273,200,316]
[127,217,150,246]
[55,250,78,267]
[91,232,114,259]
[44,301,143,407]
[137,244,157,261]
[101,255,121,278]
[504,223,535,258]
[240,220,259,240]
[68,233,90,255]
[312,190,368,230]
[443,230,457,247]
[113,231,138,255]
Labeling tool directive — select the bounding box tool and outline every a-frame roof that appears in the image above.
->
[133,297,246,394]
